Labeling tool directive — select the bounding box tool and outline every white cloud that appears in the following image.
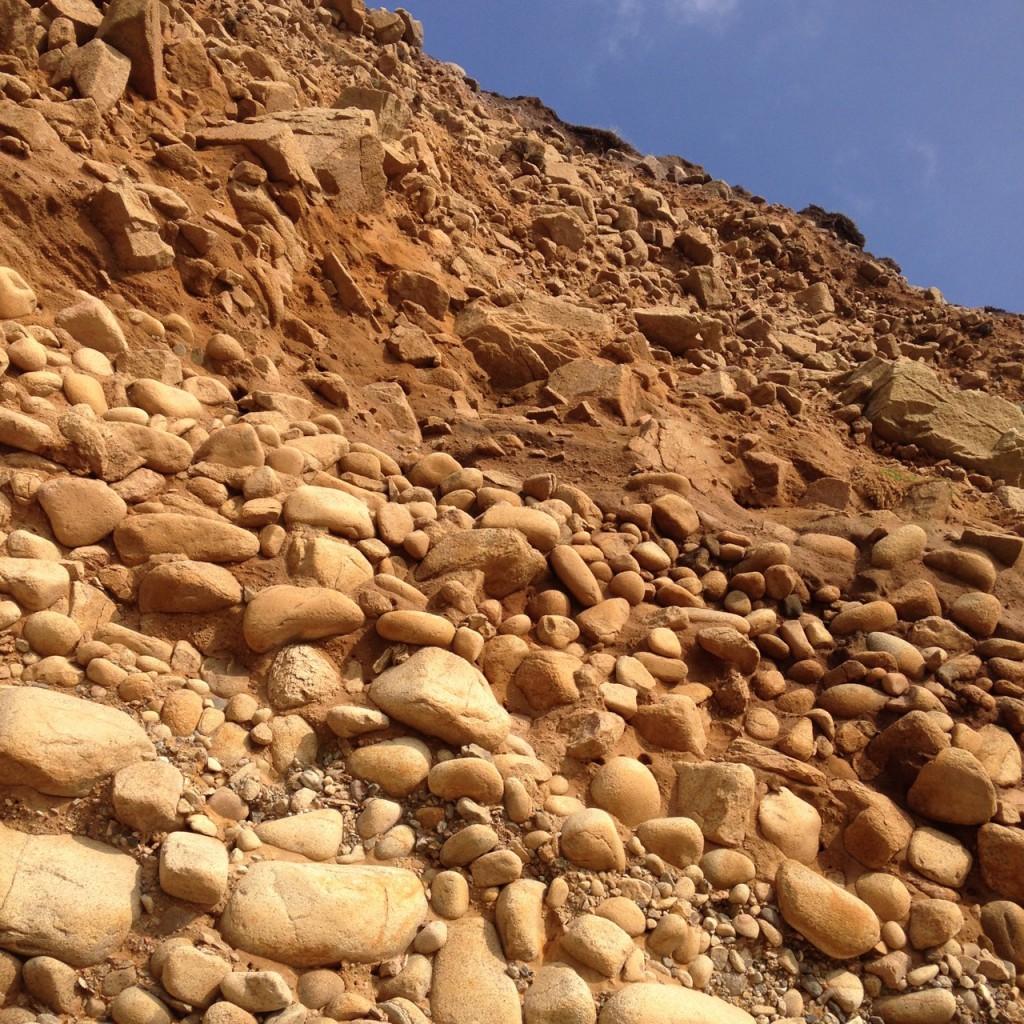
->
[904,138,939,188]
[605,0,743,55]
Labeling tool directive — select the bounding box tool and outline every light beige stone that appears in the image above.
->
[221,861,426,966]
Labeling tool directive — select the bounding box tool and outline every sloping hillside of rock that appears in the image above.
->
[0,1,1021,1024]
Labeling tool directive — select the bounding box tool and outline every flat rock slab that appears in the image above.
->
[113,513,259,565]
[219,861,426,967]
[0,686,154,796]
[0,822,140,967]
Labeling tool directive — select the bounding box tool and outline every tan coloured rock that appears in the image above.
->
[0,267,35,317]
[549,544,604,606]
[369,646,511,749]
[651,493,699,541]
[139,561,242,613]
[112,761,183,833]
[631,695,706,755]
[870,524,927,567]
[775,861,880,958]
[283,485,374,539]
[477,504,561,551]
[428,758,504,804]
[114,514,259,565]
[636,817,704,868]
[55,292,127,353]
[758,788,821,863]
[559,809,625,872]
[221,861,426,967]
[253,643,334,711]
[37,476,128,547]
[0,558,69,611]
[873,990,956,1024]
[0,408,55,456]
[431,918,521,1024]
[96,0,163,99]
[981,900,1024,970]
[159,832,229,906]
[0,686,153,797]
[242,585,364,653]
[599,985,754,1024]
[590,757,661,827]
[977,823,1024,903]
[675,762,754,846]
[907,747,996,825]
[495,878,546,962]
[950,591,1002,636]
[908,898,963,949]
[255,809,344,861]
[348,737,431,796]
[0,822,140,967]
[377,610,456,647]
[418,528,547,598]
[562,914,633,977]
[907,827,972,887]
[71,38,130,113]
[524,963,596,1024]
[514,649,581,712]
[829,600,898,635]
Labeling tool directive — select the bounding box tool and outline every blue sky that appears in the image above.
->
[401,1,1023,313]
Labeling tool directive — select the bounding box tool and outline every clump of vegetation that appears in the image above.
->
[799,204,866,249]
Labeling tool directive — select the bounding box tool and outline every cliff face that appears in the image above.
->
[0,2,1022,1023]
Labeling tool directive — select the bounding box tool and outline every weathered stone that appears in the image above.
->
[873,990,956,1024]
[0,822,140,967]
[590,757,661,827]
[254,810,344,862]
[431,918,520,1024]
[159,832,228,906]
[369,646,511,749]
[242,585,364,653]
[907,747,996,825]
[0,686,153,797]
[266,645,340,709]
[90,181,174,273]
[562,914,633,978]
[524,963,595,1024]
[977,823,1024,903]
[96,0,163,99]
[283,485,374,539]
[848,357,1024,484]
[674,762,754,846]
[139,561,242,614]
[559,809,625,872]
[418,528,547,598]
[775,861,880,958]
[599,985,754,1024]
[71,39,130,113]
[758,788,821,863]
[0,267,35,318]
[114,514,259,565]
[221,861,426,967]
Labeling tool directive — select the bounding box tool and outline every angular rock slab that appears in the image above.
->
[0,823,140,967]
[369,646,511,750]
[219,861,426,967]
[0,686,154,796]
[599,984,754,1024]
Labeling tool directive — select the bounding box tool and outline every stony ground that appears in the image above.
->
[0,1,1022,1023]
